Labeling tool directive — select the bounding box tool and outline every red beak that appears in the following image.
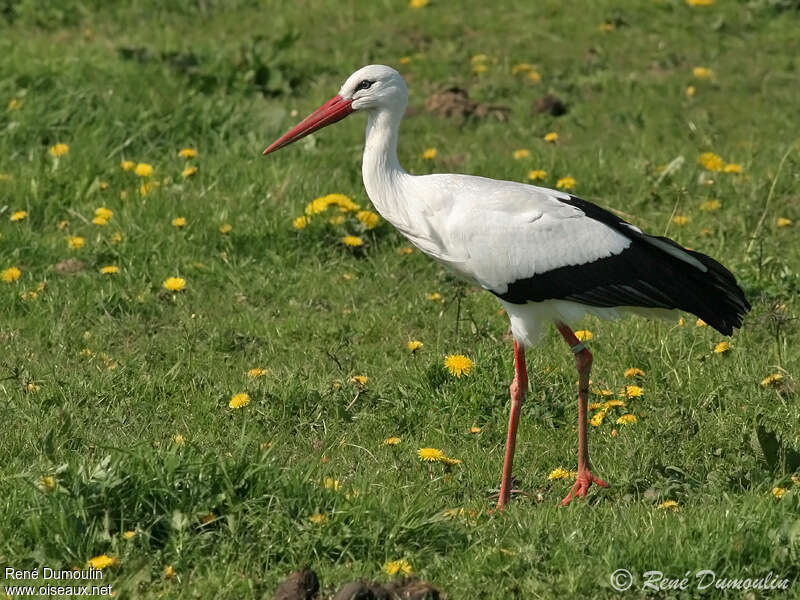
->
[263,94,354,156]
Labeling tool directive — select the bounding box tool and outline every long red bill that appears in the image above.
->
[263,94,354,156]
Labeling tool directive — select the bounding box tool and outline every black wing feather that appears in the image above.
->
[495,195,751,335]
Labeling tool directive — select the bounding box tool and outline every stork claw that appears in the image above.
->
[560,469,608,506]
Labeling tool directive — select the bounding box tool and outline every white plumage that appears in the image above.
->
[264,64,750,509]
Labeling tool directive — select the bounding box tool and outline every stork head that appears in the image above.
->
[263,64,407,156]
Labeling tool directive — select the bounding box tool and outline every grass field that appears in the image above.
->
[1,0,799,598]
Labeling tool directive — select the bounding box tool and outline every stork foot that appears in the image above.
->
[560,469,608,507]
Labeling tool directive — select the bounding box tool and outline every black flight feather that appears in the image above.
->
[495,195,751,336]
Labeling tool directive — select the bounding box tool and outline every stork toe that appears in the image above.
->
[560,470,608,507]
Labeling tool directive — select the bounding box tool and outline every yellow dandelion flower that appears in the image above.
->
[308,513,328,524]
[594,388,614,397]
[172,217,187,228]
[94,207,113,220]
[407,340,424,352]
[772,487,786,499]
[672,215,691,226]
[293,215,310,230]
[526,70,542,83]
[599,22,615,32]
[426,292,443,301]
[219,223,232,234]
[182,165,198,178]
[444,354,474,377]
[247,368,267,377]
[693,67,713,80]
[696,318,707,327]
[324,477,341,491]
[342,235,364,247]
[139,181,159,196]
[687,0,714,5]
[49,143,69,157]
[470,426,482,433]
[471,54,488,64]
[121,160,135,171]
[178,148,198,158]
[548,467,574,480]
[700,199,721,212]
[305,197,331,215]
[92,216,109,226]
[326,193,360,211]
[229,392,251,409]
[590,410,606,427]
[2,266,21,283]
[624,367,645,378]
[422,148,437,160]
[760,373,784,388]
[686,85,696,97]
[556,176,576,190]
[776,217,792,228]
[512,63,534,75]
[356,210,380,229]
[111,232,124,243]
[39,475,56,491]
[134,163,154,177]
[723,163,743,173]
[588,402,605,410]
[400,246,413,255]
[604,400,626,409]
[100,265,120,275]
[8,98,22,110]
[67,236,85,249]
[441,456,462,466]
[713,341,730,354]
[513,149,531,160]
[544,132,559,143]
[122,530,136,540]
[383,559,413,576]
[87,555,119,570]
[658,500,680,511]
[10,210,27,222]
[622,385,643,398]
[163,277,186,292]
[173,434,186,445]
[383,436,402,446]
[472,63,489,74]
[418,447,446,462]
[699,152,724,172]
[399,56,412,65]
[409,0,428,7]
[351,375,368,385]
[616,413,637,425]
[527,169,547,181]
[164,565,176,579]
[575,330,593,341]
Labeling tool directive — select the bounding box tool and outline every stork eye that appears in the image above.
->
[355,79,374,91]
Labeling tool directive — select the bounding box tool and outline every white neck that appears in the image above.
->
[361,106,408,221]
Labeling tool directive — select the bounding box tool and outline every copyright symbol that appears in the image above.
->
[610,569,633,591]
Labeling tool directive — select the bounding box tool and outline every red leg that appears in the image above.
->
[497,340,528,510]
[555,321,608,506]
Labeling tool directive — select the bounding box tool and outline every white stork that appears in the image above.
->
[263,65,750,509]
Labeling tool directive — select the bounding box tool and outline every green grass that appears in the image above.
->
[1,1,799,598]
